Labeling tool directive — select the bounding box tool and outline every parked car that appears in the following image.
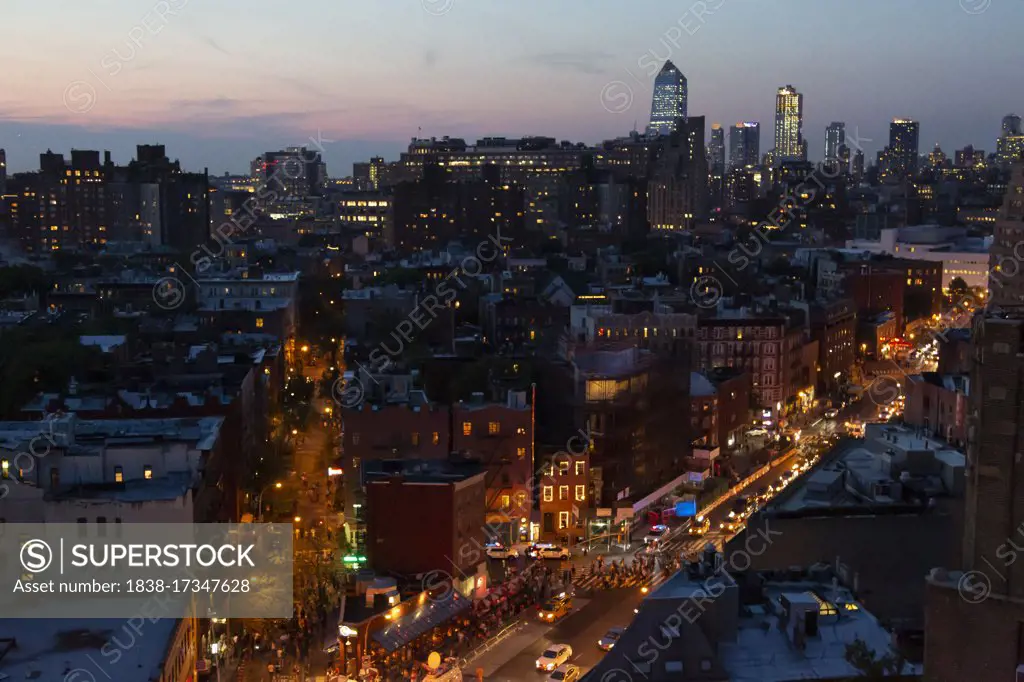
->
[536,644,573,672]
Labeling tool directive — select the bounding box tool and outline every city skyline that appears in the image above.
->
[0,0,1021,175]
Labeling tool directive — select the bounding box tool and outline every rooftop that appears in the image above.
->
[363,458,485,485]
[0,618,178,681]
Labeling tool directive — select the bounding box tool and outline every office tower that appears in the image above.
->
[646,60,688,136]
[887,118,919,178]
[928,143,947,168]
[1002,113,1022,137]
[773,85,804,162]
[824,122,845,162]
[0,148,6,195]
[647,116,708,230]
[257,147,324,200]
[997,113,1024,165]
[728,122,760,169]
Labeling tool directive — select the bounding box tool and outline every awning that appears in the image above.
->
[371,592,471,653]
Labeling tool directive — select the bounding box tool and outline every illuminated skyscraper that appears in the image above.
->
[885,118,919,178]
[997,113,1024,165]
[646,60,688,136]
[773,85,804,162]
[0,148,6,195]
[824,122,845,162]
[707,124,726,208]
[728,122,760,169]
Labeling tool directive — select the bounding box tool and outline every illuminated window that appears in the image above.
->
[516,447,526,459]
[516,427,526,435]
[411,432,420,446]
[575,485,586,501]
[256,317,264,328]
[558,460,570,475]
[432,432,439,446]
[575,461,585,475]
[114,466,123,483]
[488,422,500,435]
[462,422,472,436]
[144,466,152,480]
[0,459,8,478]
[543,486,553,502]
[501,494,511,510]
[559,485,569,500]
[558,511,570,529]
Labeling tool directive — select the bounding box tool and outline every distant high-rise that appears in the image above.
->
[648,116,707,231]
[708,124,725,171]
[646,61,688,136]
[0,148,6,195]
[824,122,845,162]
[885,118,919,178]
[728,122,760,169]
[1002,113,1021,137]
[852,149,865,180]
[707,124,726,209]
[773,85,804,162]
[997,113,1024,165]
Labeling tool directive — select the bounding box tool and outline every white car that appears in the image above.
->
[644,524,669,545]
[536,644,573,672]
[548,664,581,681]
[597,626,625,651]
[824,408,839,419]
[534,544,571,560]
[484,543,518,560]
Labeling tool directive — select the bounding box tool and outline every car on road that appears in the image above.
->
[597,626,625,651]
[484,542,518,560]
[644,524,670,545]
[825,408,839,419]
[548,664,581,681]
[688,515,710,536]
[528,543,571,560]
[538,592,573,622]
[536,644,573,672]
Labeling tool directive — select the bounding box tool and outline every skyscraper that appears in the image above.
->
[647,116,707,231]
[885,118,919,179]
[0,148,6,195]
[646,60,688,137]
[996,113,1024,165]
[728,122,760,169]
[824,122,845,162]
[1002,113,1022,137]
[773,85,804,162]
[707,124,726,209]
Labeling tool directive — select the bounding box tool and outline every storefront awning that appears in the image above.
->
[371,592,471,653]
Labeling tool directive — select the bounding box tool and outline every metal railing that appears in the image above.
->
[459,620,526,668]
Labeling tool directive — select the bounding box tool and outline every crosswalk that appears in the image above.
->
[572,528,727,592]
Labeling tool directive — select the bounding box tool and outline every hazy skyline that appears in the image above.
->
[1,0,1021,175]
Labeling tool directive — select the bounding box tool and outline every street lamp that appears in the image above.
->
[257,482,282,522]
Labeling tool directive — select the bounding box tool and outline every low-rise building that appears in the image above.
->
[904,373,969,447]
[583,551,922,681]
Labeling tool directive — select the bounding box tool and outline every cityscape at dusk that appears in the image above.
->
[1,1,1024,681]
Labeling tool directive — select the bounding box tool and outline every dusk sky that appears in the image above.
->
[1,0,1021,175]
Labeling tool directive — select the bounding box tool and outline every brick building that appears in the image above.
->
[536,445,589,544]
[809,297,857,393]
[363,458,487,585]
[904,373,968,447]
[452,390,533,543]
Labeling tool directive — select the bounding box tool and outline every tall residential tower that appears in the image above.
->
[773,85,805,163]
[728,122,760,169]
